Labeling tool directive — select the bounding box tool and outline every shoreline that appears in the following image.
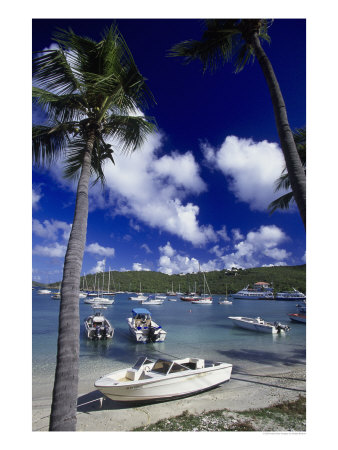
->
[32,362,306,432]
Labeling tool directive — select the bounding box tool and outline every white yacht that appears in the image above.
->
[95,356,232,402]
[232,285,274,300]
[37,289,52,294]
[276,288,306,300]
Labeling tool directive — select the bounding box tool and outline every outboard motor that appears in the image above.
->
[94,325,101,339]
[274,321,290,333]
[147,326,158,343]
[101,325,108,339]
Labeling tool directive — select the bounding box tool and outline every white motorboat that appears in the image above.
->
[167,297,177,302]
[84,296,114,305]
[276,288,306,301]
[141,295,165,305]
[79,292,88,298]
[84,311,114,340]
[94,355,233,402]
[127,308,167,343]
[37,289,52,294]
[228,316,290,334]
[288,313,306,323]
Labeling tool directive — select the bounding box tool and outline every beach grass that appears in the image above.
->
[133,395,306,432]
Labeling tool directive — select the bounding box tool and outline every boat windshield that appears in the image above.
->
[152,359,173,374]
[132,357,154,371]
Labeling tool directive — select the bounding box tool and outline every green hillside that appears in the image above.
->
[46,264,306,294]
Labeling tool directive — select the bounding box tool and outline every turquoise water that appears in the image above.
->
[32,291,306,387]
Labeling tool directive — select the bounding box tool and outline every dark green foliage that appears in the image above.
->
[46,264,306,294]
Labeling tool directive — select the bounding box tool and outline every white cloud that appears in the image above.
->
[32,187,42,210]
[141,244,152,254]
[202,136,288,211]
[32,219,72,241]
[85,243,115,257]
[90,259,106,274]
[232,228,244,241]
[33,243,67,258]
[217,226,231,241]
[133,262,151,271]
[51,131,216,246]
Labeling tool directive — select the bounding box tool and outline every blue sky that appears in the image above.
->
[32,18,306,283]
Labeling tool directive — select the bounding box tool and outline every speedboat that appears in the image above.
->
[84,311,114,340]
[37,289,52,294]
[94,355,233,402]
[79,292,87,299]
[228,316,290,334]
[288,313,306,323]
[84,296,114,305]
[276,288,306,301]
[127,308,166,343]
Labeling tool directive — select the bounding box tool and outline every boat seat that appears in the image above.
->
[126,368,140,381]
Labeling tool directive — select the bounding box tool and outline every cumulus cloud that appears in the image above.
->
[156,225,292,274]
[33,219,72,241]
[90,259,106,274]
[202,136,288,211]
[85,243,115,257]
[33,243,67,258]
[133,262,151,271]
[47,131,216,246]
[32,187,42,210]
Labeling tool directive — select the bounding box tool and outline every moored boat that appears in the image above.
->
[288,313,306,323]
[141,295,165,305]
[192,296,213,304]
[84,296,114,305]
[84,311,114,340]
[127,308,166,343]
[276,288,306,301]
[37,289,52,294]
[228,316,290,334]
[94,355,232,402]
[233,282,274,300]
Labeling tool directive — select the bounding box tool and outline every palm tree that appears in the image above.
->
[32,25,156,431]
[268,127,306,213]
[169,19,306,229]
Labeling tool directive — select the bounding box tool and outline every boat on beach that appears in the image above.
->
[228,316,290,334]
[94,355,233,402]
[84,311,114,340]
[127,308,166,343]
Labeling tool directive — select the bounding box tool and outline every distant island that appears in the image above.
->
[33,264,305,295]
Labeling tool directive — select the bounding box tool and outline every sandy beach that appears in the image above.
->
[32,362,306,431]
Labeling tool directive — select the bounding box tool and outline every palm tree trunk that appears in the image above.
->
[251,33,306,229]
[49,130,95,431]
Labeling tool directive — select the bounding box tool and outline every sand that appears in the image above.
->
[32,363,306,431]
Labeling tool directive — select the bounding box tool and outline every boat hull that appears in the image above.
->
[229,316,279,333]
[95,364,232,402]
[288,313,306,323]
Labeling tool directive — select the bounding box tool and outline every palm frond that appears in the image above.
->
[268,192,294,214]
[33,87,86,123]
[33,47,81,95]
[32,124,70,166]
[102,115,157,154]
